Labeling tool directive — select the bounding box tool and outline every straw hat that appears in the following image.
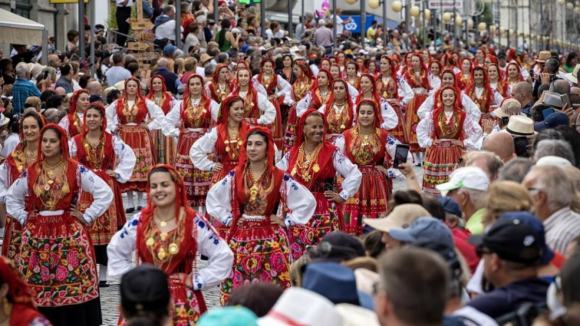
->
[536,51,551,63]
[492,98,524,118]
[336,304,381,326]
[200,53,212,65]
[505,115,537,138]
[565,63,580,84]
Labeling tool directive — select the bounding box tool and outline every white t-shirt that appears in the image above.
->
[155,20,183,41]
[330,15,344,35]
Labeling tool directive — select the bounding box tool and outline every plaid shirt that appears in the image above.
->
[12,78,41,114]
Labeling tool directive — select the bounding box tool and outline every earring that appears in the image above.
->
[2,297,12,317]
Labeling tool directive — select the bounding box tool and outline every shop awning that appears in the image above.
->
[0,8,45,45]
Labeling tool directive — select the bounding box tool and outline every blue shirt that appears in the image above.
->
[521,101,534,117]
[55,76,74,94]
[12,78,41,114]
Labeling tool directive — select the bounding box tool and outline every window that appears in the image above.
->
[14,0,32,19]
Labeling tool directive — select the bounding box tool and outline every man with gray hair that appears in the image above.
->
[436,166,490,235]
[12,62,41,114]
[152,57,181,95]
[533,139,576,166]
[313,20,333,48]
[522,165,580,253]
[155,5,183,43]
[498,157,534,183]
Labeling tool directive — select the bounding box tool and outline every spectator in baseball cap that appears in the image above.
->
[466,212,551,319]
[535,111,570,132]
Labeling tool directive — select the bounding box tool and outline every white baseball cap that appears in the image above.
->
[436,166,490,195]
[536,155,573,167]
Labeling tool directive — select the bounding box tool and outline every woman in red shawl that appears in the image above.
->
[488,63,511,97]
[376,55,413,143]
[283,60,315,153]
[457,58,473,90]
[162,74,219,210]
[429,60,443,79]
[58,89,89,138]
[334,100,396,236]
[296,68,333,118]
[0,111,44,268]
[189,95,250,238]
[402,52,441,166]
[506,62,525,88]
[0,256,51,326]
[207,127,315,304]
[277,109,361,260]
[416,86,482,196]
[252,58,291,149]
[108,164,233,324]
[106,77,165,212]
[345,61,360,89]
[146,75,176,164]
[69,103,136,287]
[465,66,504,123]
[231,67,276,127]
[320,57,331,71]
[205,64,233,103]
[443,52,460,73]
[6,124,113,326]
[317,79,355,142]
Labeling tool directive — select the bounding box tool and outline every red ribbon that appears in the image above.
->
[266,311,309,326]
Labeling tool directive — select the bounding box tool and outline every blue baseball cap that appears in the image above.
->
[498,212,554,264]
[534,112,570,131]
[388,217,455,249]
[437,196,462,217]
[163,44,177,55]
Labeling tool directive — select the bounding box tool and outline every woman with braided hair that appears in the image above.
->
[58,89,89,138]
[6,124,112,326]
[69,103,136,287]
[108,164,233,324]
[206,127,315,305]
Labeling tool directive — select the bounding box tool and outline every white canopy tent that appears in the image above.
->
[0,8,49,65]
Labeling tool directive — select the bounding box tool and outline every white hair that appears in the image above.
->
[15,62,29,78]
[458,188,486,208]
[532,165,574,212]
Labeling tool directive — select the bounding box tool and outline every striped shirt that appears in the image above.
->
[543,207,580,254]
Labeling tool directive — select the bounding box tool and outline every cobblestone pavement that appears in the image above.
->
[98,167,425,325]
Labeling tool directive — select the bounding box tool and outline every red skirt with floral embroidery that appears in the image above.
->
[404,93,427,152]
[423,142,463,196]
[220,218,291,306]
[19,212,99,307]
[288,192,341,260]
[117,125,156,193]
[343,166,388,236]
[389,103,408,144]
[175,130,213,207]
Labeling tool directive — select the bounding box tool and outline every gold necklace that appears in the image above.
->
[43,160,64,181]
[146,212,181,260]
[248,165,267,202]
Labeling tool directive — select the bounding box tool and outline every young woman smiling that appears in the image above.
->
[146,75,176,165]
[69,103,136,287]
[58,89,89,138]
[0,111,44,268]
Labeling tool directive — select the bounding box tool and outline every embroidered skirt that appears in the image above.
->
[404,93,427,152]
[150,129,176,165]
[389,103,408,144]
[343,166,389,236]
[2,216,22,269]
[19,212,99,308]
[283,107,298,155]
[79,171,125,247]
[220,218,292,306]
[423,142,463,196]
[117,125,156,193]
[175,129,213,207]
[289,192,340,260]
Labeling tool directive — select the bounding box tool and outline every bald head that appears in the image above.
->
[513,82,533,105]
[482,132,516,163]
[553,80,571,95]
[55,87,66,96]
[87,81,102,95]
[571,87,580,96]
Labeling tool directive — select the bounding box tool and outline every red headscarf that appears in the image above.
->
[294,109,327,148]
[465,66,494,112]
[215,95,249,162]
[506,62,525,82]
[356,99,383,129]
[486,54,499,66]
[487,63,509,97]
[238,126,276,172]
[324,78,354,125]
[439,69,460,89]
[432,86,466,140]
[345,60,359,77]
[0,256,45,326]
[213,64,230,86]
[182,74,210,104]
[379,55,397,78]
[320,58,332,70]
[429,60,444,76]
[36,124,70,161]
[507,48,523,66]
[68,89,89,137]
[443,52,458,68]
[355,73,381,105]
[146,75,172,114]
[295,60,314,80]
[404,53,431,89]
[313,68,333,90]
[119,77,146,104]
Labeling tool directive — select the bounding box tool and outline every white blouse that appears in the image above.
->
[107,212,234,290]
[68,134,137,183]
[237,91,276,125]
[161,98,220,138]
[6,165,113,225]
[416,111,482,150]
[189,127,219,172]
[251,74,292,99]
[105,98,166,133]
[206,170,316,228]
[276,148,362,201]
[401,71,441,96]
[418,93,482,122]
[58,113,83,139]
